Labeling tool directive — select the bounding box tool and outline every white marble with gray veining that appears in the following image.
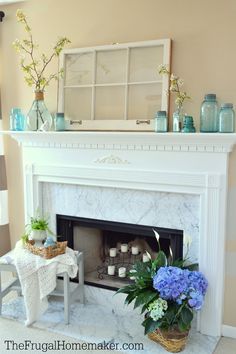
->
[42,183,199,261]
[1,294,218,354]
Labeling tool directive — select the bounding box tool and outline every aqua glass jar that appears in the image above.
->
[182,116,196,133]
[154,111,167,132]
[10,108,25,131]
[55,112,65,131]
[219,103,235,133]
[200,94,218,132]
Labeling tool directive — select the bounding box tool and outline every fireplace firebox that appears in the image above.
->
[56,214,183,290]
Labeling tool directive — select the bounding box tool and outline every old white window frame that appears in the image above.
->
[58,39,171,131]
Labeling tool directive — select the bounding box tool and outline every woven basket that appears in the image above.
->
[148,327,189,353]
[25,240,67,259]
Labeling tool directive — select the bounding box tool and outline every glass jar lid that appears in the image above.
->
[221,103,233,109]
[204,94,216,101]
[155,110,166,117]
[56,112,64,117]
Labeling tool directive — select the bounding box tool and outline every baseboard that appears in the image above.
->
[222,325,236,339]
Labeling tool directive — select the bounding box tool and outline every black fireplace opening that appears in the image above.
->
[56,215,183,291]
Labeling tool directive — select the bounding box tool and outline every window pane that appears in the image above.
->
[95,86,125,120]
[129,46,164,82]
[64,88,92,120]
[65,53,93,86]
[127,84,162,120]
[96,49,127,84]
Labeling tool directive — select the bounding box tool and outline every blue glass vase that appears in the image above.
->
[27,91,53,131]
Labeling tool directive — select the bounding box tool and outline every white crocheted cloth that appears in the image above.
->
[14,241,78,326]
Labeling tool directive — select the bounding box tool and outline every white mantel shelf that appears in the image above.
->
[2,131,236,153]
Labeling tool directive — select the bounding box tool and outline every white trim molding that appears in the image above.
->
[2,131,236,153]
[222,325,236,339]
[3,130,236,338]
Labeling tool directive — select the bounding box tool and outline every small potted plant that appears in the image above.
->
[25,212,54,246]
[116,231,208,353]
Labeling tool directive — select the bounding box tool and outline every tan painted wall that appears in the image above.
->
[0,0,236,327]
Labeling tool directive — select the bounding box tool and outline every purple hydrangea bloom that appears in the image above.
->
[188,291,204,310]
[188,271,208,296]
[153,266,208,311]
[153,266,190,301]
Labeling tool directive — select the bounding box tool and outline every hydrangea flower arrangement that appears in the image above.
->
[117,231,208,335]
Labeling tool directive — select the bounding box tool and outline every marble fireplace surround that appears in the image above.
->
[6,131,236,338]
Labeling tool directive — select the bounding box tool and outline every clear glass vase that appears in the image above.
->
[172,107,185,132]
[27,91,53,131]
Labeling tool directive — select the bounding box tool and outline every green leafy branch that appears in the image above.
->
[13,9,71,91]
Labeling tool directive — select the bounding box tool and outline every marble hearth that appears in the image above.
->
[5,131,236,337]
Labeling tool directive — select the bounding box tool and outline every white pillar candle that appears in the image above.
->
[108,265,115,276]
[142,253,150,263]
[129,269,136,280]
[121,244,128,253]
[131,245,139,255]
[118,267,126,278]
[109,248,117,257]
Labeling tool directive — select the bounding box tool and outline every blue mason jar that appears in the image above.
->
[10,108,25,131]
[200,94,218,132]
[154,111,167,132]
[55,112,65,131]
[219,103,235,133]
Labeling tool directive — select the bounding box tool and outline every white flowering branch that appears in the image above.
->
[159,65,191,114]
[13,9,71,92]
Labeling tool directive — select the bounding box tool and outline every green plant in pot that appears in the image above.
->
[116,231,208,353]
[24,212,54,247]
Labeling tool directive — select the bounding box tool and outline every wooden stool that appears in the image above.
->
[0,250,84,324]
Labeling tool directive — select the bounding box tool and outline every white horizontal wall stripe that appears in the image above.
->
[0,190,9,225]
[0,121,3,155]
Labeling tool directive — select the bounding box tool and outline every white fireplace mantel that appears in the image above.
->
[3,131,236,153]
[3,130,236,338]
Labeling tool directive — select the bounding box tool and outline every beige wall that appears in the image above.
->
[0,0,236,327]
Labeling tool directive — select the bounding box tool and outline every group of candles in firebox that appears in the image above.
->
[107,243,150,278]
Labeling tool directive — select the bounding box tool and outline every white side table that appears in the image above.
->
[0,250,84,324]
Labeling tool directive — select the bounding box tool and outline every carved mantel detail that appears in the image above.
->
[94,155,130,164]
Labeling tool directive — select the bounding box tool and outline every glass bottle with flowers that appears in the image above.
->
[159,65,191,132]
[116,230,208,353]
[13,10,71,131]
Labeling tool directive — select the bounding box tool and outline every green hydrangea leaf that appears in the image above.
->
[180,306,193,326]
